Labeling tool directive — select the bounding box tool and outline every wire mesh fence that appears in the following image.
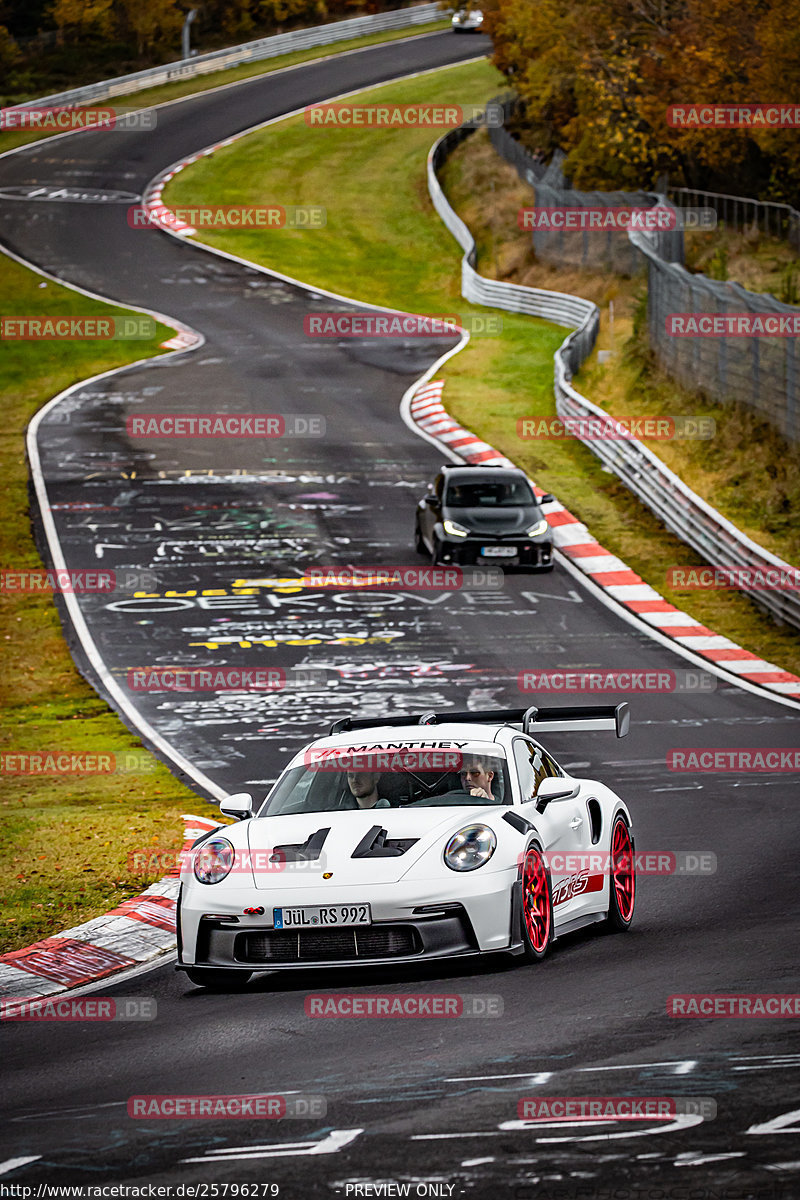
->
[488,99,800,445]
[632,230,799,444]
[429,110,800,631]
[671,187,800,251]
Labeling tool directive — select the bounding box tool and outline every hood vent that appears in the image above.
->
[271,827,330,863]
[351,825,418,859]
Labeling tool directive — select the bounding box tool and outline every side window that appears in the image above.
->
[434,473,444,500]
[513,740,537,803]
[513,740,561,801]
[538,748,562,783]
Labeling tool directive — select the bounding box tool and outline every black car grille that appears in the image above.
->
[237,925,420,963]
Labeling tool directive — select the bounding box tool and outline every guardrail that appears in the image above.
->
[11,3,443,111]
[428,117,800,632]
[428,122,599,373]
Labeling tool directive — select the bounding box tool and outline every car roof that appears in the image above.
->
[440,465,526,479]
[303,722,517,751]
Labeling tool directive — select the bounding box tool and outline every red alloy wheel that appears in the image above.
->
[522,845,552,955]
[610,816,636,923]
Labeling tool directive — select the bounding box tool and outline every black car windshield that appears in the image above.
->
[256,743,510,816]
[445,478,535,507]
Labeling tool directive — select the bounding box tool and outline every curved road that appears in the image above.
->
[1,29,798,1198]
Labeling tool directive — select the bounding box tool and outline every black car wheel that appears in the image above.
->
[414,523,426,556]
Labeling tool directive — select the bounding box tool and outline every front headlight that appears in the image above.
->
[443,519,469,537]
[527,518,548,537]
[193,837,234,884]
[444,824,497,872]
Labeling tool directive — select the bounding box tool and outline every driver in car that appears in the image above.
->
[344,770,391,810]
[460,755,496,801]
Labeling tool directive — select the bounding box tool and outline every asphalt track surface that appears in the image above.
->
[1,28,799,1200]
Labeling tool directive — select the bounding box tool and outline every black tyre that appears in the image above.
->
[185,967,253,991]
[519,843,553,962]
[414,523,426,555]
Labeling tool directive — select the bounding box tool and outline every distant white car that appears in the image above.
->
[177,704,636,990]
[451,7,484,32]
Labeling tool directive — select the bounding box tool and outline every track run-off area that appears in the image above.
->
[0,28,799,1199]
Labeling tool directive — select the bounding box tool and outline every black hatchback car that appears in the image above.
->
[414,465,555,570]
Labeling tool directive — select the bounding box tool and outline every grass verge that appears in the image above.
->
[0,254,219,955]
[164,73,800,676]
[0,22,450,156]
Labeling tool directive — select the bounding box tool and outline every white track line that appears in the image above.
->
[0,1158,41,1177]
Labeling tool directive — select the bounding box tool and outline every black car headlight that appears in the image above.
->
[527,519,548,537]
[443,519,469,538]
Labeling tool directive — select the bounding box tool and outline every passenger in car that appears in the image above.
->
[344,770,391,810]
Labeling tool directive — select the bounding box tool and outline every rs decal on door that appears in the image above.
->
[552,871,604,907]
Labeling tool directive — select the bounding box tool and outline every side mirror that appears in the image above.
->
[535,777,580,812]
[423,494,437,506]
[219,791,254,821]
[538,493,555,505]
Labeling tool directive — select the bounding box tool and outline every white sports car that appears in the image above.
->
[451,7,483,32]
[177,705,636,989]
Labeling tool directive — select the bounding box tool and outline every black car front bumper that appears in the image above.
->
[179,904,483,971]
[437,537,553,569]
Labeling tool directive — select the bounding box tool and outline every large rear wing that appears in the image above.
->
[330,703,630,739]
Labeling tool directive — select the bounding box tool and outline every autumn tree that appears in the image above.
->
[51,0,115,42]
[485,0,798,197]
